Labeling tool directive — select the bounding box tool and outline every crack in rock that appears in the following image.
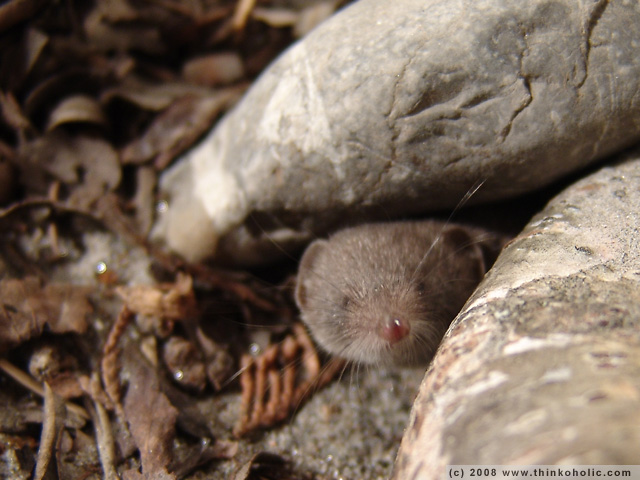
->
[576,0,610,89]
[499,76,533,140]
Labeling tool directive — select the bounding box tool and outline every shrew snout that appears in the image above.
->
[379,316,411,344]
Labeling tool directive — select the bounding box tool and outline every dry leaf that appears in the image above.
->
[132,165,156,236]
[23,69,101,120]
[84,1,164,56]
[19,131,121,203]
[120,86,244,168]
[0,358,89,426]
[171,439,238,478]
[115,272,197,321]
[65,139,122,209]
[162,336,207,392]
[24,27,49,75]
[196,326,234,391]
[0,90,33,134]
[46,94,107,131]
[41,372,84,399]
[0,0,318,475]
[252,7,298,28]
[101,76,213,112]
[294,1,338,38]
[233,452,314,480]
[122,469,176,480]
[0,0,48,33]
[28,343,84,399]
[0,155,16,205]
[124,356,179,479]
[181,53,245,87]
[0,276,92,352]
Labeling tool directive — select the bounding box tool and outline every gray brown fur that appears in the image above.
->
[295,220,505,366]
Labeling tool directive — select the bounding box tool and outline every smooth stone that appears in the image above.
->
[393,148,640,478]
[153,0,640,264]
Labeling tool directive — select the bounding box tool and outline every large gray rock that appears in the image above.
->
[153,0,640,264]
[393,149,640,478]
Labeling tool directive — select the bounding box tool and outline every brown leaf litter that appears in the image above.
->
[0,276,92,352]
[0,0,349,478]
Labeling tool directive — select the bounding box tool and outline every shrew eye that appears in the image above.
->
[416,281,426,295]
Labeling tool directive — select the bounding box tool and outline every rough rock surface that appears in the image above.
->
[153,0,640,264]
[392,149,640,479]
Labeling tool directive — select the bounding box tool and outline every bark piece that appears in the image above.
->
[393,149,640,478]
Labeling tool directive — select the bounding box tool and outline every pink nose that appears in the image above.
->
[379,317,410,344]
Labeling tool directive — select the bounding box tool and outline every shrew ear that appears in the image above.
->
[441,225,486,278]
[295,239,328,309]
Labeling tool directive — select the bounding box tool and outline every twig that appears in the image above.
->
[0,357,89,420]
[33,383,63,480]
[86,395,121,480]
[232,0,256,31]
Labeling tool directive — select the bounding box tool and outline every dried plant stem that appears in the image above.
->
[0,357,89,419]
